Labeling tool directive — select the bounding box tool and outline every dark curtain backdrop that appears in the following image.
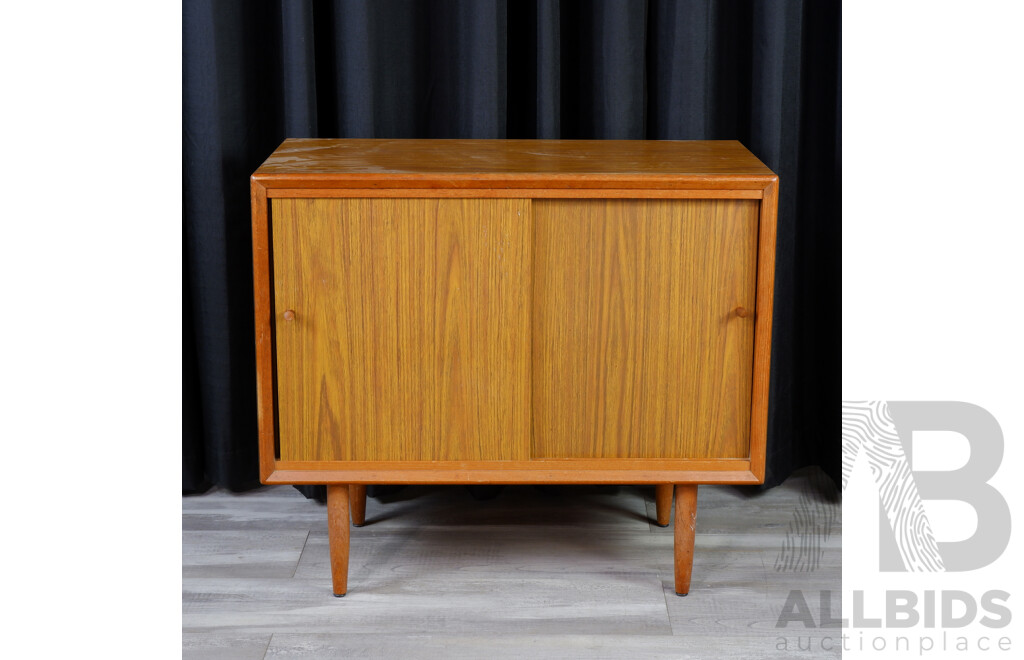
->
[183,0,840,495]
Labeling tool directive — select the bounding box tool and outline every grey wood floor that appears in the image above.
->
[183,468,840,659]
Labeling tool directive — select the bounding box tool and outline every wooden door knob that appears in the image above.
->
[734,307,749,318]
[283,310,296,321]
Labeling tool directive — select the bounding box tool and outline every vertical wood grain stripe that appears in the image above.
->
[531,199,758,460]
[271,198,532,462]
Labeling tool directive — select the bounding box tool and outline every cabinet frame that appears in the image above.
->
[251,141,778,488]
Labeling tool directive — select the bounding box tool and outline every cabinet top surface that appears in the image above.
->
[253,139,775,183]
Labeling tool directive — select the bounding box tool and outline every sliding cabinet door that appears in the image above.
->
[272,198,532,462]
[532,199,759,460]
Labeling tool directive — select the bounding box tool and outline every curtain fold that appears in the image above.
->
[183,0,840,493]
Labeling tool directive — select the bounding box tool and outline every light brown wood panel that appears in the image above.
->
[250,179,276,481]
[749,181,779,481]
[272,197,532,462]
[262,458,758,486]
[532,199,759,460]
[255,139,775,184]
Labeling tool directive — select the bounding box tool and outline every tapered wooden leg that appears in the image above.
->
[654,484,673,527]
[327,485,350,597]
[673,484,698,596]
[349,485,367,526]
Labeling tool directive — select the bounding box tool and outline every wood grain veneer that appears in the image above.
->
[532,199,758,460]
[255,138,774,181]
[272,197,531,463]
[250,179,276,482]
[748,180,778,482]
[262,459,758,486]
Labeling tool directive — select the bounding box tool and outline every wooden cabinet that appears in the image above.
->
[251,139,778,597]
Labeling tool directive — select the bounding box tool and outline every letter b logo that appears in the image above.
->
[842,401,1010,571]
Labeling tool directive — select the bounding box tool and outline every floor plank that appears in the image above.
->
[181,633,272,660]
[183,573,671,635]
[183,530,309,579]
[181,467,840,658]
[262,632,827,659]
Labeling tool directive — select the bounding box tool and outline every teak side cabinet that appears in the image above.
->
[251,139,778,597]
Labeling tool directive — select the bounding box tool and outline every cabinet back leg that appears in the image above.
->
[349,485,367,526]
[654,484,673,526]
[327,485,351,596]
[673,484,698,596]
